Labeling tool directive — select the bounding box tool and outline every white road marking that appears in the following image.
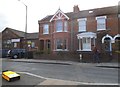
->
[18,71,119,85]
[18,71,47,79]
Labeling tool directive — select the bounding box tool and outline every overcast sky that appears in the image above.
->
[0,0,119,33]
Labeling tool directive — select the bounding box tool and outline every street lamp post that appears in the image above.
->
[18,0,28,58]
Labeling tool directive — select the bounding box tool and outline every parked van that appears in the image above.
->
[8,49,26,59]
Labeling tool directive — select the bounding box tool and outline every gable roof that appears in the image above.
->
[3,27,25,37]
[2,27,38,39]
[50,8,69,22]
[38,6,117,23]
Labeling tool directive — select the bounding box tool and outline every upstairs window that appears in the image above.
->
[96,16,106,31]
[56,20,63,32]
[43,24,49,34]
[78,18,87,32]
[64,21,68,32]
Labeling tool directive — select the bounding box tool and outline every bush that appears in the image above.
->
[34,50,44,55]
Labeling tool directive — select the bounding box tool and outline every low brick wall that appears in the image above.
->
[33,51,119,63]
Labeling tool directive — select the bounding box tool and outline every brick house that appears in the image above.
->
[38,5,119,62]
[2,27,39,51]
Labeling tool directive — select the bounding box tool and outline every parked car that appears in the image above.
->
[8,49,26,59]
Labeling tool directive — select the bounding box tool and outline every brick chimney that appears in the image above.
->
[73,5,80,13]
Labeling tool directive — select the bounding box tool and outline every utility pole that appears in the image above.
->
[18,0,28,58]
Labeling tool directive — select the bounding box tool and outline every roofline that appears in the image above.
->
[38,5,117,23]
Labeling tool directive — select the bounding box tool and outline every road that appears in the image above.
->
[1,59,119,86]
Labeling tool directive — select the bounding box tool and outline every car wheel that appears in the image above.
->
[13,55,18,59]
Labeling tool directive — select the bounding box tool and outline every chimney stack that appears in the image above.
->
[73,5,80,13]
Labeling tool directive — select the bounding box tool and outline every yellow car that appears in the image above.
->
[2,70,20,82]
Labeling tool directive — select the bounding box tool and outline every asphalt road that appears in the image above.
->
[1,59,119,85]
[2,73,45,86]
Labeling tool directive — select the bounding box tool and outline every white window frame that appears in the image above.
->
[43,24,49,34]
[96,16,107,31]
[77,18,87,32]
[82,37,91,51]
[64,21,68,32]
[56,20,63,32]
[54,39,68,51]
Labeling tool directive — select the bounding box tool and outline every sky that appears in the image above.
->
[0,0,119,33]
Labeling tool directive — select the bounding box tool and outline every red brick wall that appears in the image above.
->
[107,14,118,35]
[39,12,118,54]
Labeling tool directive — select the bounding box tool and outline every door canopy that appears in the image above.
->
[77,32,96,39]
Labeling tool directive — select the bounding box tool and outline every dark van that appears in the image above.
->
[8,49,26,59]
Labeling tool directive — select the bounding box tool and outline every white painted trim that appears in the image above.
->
[102,34,113,43]
[113,34,120,40]
[77,18,87,21]
[53,49,69,51]
[96,16,107,20]
[97,28,106,31]
[50,9,69,22]
[102,34,113,51]
[77,50,92,51]
[77,32,96,38]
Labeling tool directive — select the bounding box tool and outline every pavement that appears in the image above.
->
[3,58,119,68]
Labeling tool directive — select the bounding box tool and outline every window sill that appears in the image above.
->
[97,29,106,31]
[77,49,91,51]
[43,33,49,35]
[53,49,69,51]
[53,31,68,33]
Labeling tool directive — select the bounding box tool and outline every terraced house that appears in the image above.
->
[38,5,119,62]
